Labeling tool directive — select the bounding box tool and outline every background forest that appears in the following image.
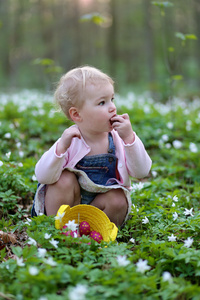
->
[0,0,200,99]
[1,1,200,299]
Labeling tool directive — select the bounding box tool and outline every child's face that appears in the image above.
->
[78,81,116,134]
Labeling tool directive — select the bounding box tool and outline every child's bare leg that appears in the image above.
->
[90,189,128,226]
[45,170,81,215]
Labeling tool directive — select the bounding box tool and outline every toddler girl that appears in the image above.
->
[31,66,152,226]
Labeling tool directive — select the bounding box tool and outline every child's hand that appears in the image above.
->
[110,114,135,144]
[56,127,81,155]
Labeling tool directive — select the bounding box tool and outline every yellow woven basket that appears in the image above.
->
[55,204,118,242]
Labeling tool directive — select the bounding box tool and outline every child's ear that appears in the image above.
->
[69,107,82,122]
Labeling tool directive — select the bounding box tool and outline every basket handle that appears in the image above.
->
[109,222,118,241]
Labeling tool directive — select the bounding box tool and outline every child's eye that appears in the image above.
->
[111,97,115,102]
[98,101,105,106]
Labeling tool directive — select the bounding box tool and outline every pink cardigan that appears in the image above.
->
[35,126,152,190]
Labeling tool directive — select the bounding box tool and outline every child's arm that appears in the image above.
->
[35,127,81,184]
[111,114,152,178]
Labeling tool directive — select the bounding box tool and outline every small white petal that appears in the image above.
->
[16,257,25,267]
[136,259,150,273]
[49,239,59,248]
[162,271,172,282]
[37,248,47,258]
[27,237,37,246]
[29,266,39,276]
[116,255,130,267]
[130,238,135,244]
[142,216,149,224]
[44,233,52,239]
[183,237,193,248]
[168,234,176,242]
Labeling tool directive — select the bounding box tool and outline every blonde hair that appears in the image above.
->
[54,66,114,120]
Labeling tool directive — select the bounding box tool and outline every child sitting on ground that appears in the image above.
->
[31,66,152,226]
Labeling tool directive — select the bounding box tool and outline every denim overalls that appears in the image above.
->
[76,133,118,204]
[31,133,118,216]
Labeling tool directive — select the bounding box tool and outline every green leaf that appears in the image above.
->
[171,75,183,81]
[80,13,106,25]
[168,47,175,52]
[32,58,55,66]
[151,1,174,8]
[185,34,198,40]
[11,246,23,257]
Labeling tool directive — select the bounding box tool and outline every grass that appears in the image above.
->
[0,89,200,300]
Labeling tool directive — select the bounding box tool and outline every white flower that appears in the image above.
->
[16,257,25,267]
[136,259,150,273]
[0,161,3,167]
[49,238,59,248]
[184,208,194,217]
[142,216,149,224]
[44,233,52,239]
[161,134,169,142]
[173,195,178,202]
[186,120,192,131]
[19,151,24,158]
[183,237,193,248]
[167,122,174,129]
[44,257,57,266]
[130,238,135,244]
[54,212,65,223]
[38,297,48,300]
[189,143,198,153]
[165,143,171,149]
[168,234,176,242]
[37,248,47,258]
[73,231,78,238]
[4,132,11,139]
[65,220,78,231]
[27,237,37,246]
[132,182,144,192]
[132,204,139,212]
[24,218,32,225]
[116,255,130,267]
[172,140,183,149]
[69,284,88,300]
[162,271,172,282]
[173,212,178,221]
[5,151,11,159]
[172,202,175,207]
[32,175,37,181]
[18,162,23,167]
[16,142,21,148]
[29,266,39,276]
[152,170,157,178]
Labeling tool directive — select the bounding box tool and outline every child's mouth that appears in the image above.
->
[110,115,117,125]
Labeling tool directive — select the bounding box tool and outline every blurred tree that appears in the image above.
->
[0,0,198,95]
[194,0,200,85]
[107,0,117,77]
[143,0,155,85]
[0,0,11,79]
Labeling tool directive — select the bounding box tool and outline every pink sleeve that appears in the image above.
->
[35,140,68,184]
[124,134,152,179]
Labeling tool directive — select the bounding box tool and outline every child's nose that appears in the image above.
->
[109,101,116,112]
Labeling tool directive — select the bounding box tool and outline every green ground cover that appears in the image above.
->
[0,90,200,300]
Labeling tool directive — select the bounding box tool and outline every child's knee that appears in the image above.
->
[55,170,79,191]
[107,189,128,211]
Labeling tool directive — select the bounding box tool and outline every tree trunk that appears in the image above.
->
[143,0,156,84]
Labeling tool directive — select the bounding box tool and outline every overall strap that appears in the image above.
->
[108,133,116,155]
